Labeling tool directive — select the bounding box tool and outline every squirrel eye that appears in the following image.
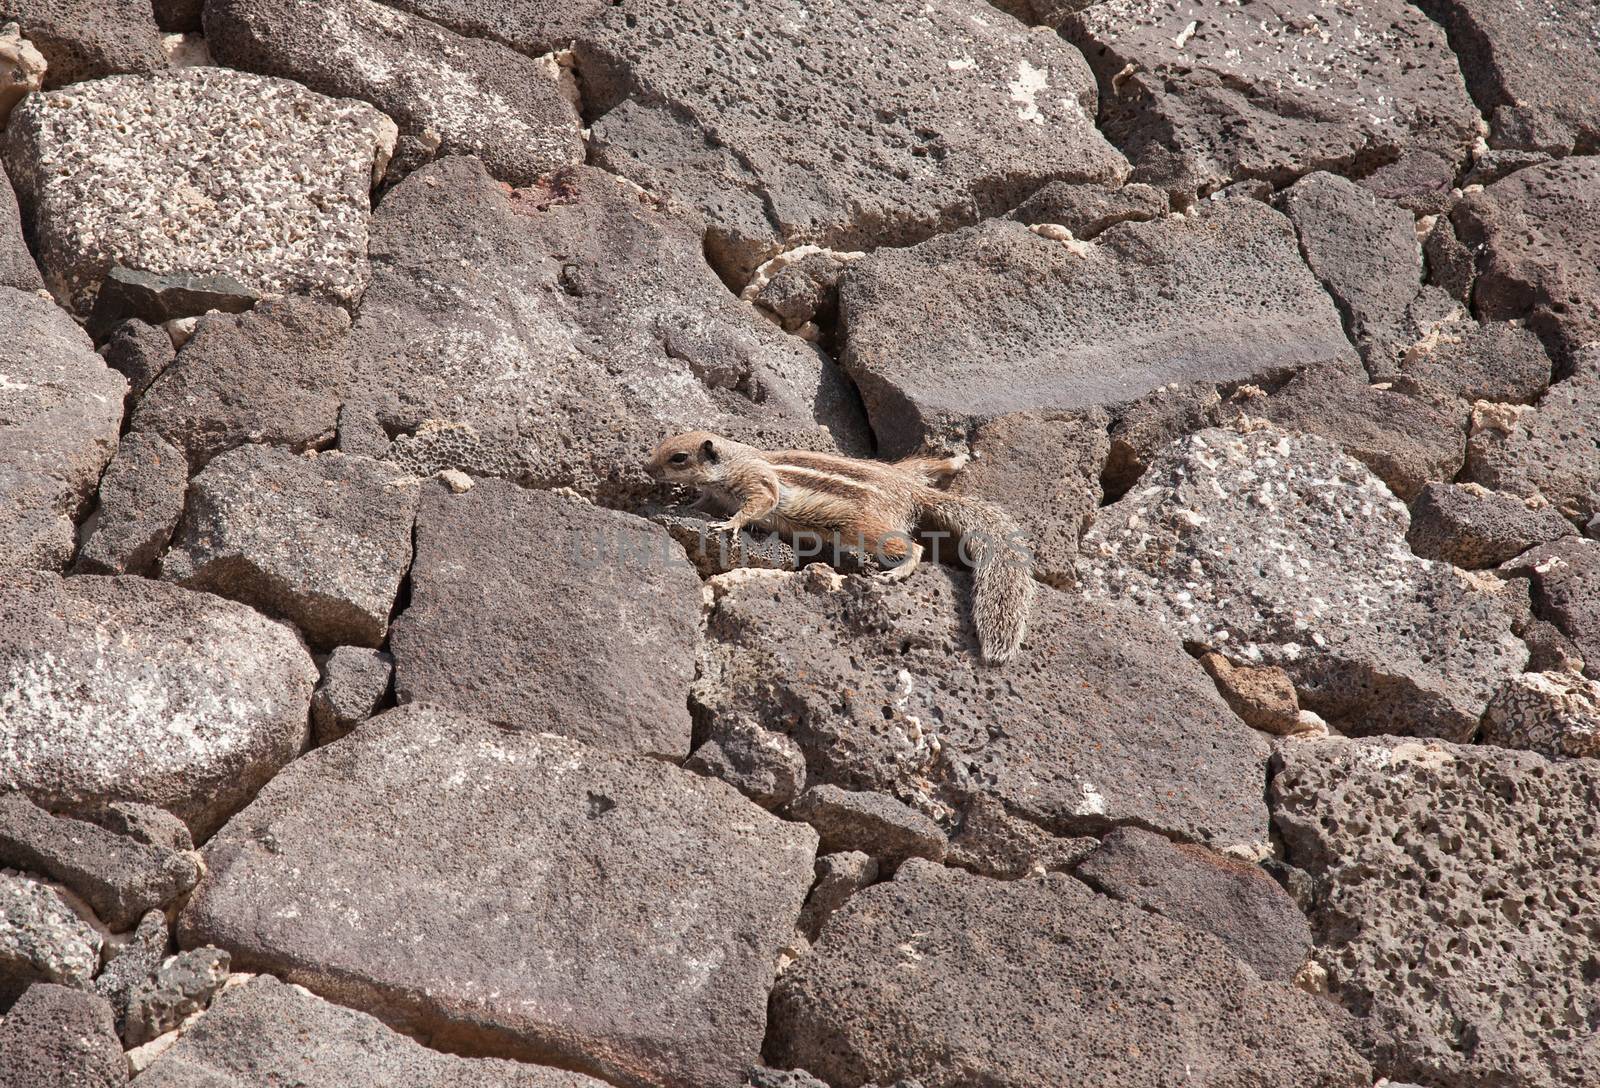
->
[669,452,690,464]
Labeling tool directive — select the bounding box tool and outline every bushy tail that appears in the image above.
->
[921,493,1035,665]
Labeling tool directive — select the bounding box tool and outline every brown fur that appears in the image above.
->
[647,431,1034,664]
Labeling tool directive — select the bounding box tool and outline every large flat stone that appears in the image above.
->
[1417,0,1600,154]
[0,0,163,87]
[134,975,608,1088]
[390,480,701,757]
[1452,157,1600,365]
[1273,737,1600,1086]
[768,864,1370,1088]
[0,571,316,838]
[0,982,124,1087]
[838,198,1355,456]
[179,705,817,1088]
[130,296,351,470]
[578,0,1128,282]
[162,445,421,650]
[696,566,1271,851]
[1080,424,1528,740]
[340,158,865,503]
[206,0,583,186]
[1061,0,1480,197]
[0,288,125,571]
[2,67,395,316]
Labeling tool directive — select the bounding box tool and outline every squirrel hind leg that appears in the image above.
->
[895,451,969,487]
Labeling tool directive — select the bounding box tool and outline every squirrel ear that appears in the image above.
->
[700,438,718,463]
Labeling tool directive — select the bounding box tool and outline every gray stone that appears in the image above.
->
[0,288,125,571]
[0,872,100,1006]
[744,1070,833,1088]
[2,67,395,316]
[1506,537,1600,681]
[0,0,163,87]
[206,0,583,187]
[92,909,167,1035]
[1253,367,1466,502]
[310,646,392,745]
[1004,179,1167,238]
[696,566,1272,850]
[0,793,198,930]
[1075,826,1312,982]
[1280,172,1422,375]
[1422,215,1476,304]
[391,480,700,758]
[131,296,351,470]
[0,982,124,1087]
[1452,157,1600,363]
[1397,317,1553,405]
[1464,149,1557,188]
[944,794,1098,879]
[340,158,864,505]
[161,445,421,650]
[0,160,40,291]
[1356,147,1459,217]
[151,0,196,30]
[0,571,316,838]
[85,266,256,339]
[98,318,175,401]
[650,509,801,579]
[684,719,808,811]
[90,804,191,853]
[952,409,1107,588]
[1464,354,1600,524]
[123,946,229,1047]
[1101,378,1231,496]
[1482,669,1600,761]
[769,865,1371,1088]
[179,704,817,1088]
[1407,483,1575,569]
[841,198,1356,456]
[73,431,187,577]
[1272,736,1600,1086]
[1417,0,1600,154]
[787,786,946,868]
[1079,424,1529,741]
[1060,0,1479,197]
[796,851,878,941]
[578,0,1127,283]
[376,0,601,56]
[133,974,609,1088]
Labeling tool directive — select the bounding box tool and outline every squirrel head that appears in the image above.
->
[646,430,728,484]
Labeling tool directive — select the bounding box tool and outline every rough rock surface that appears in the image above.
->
[0,793,198,930]
[0,982,125,1087]
[1254,367,1465,502]
[122,945,229,1046]
[696,567,1271,850]
[1407,482,1575,569]
[796,852,878,941]
[0,288,125,571]
[1074,826,1312,982]
[0,24,46,129]
[1273,737,1600,1086]
[391,480,701,757]
[133,975,610,1087]
[0,571,316,838]
[684,719,808,811]
[1417,0,1600,154]
[0,872,100,1004]
[162,445,421,650]
[1482,669,1600,760]
[769,865,1370,1088]
[180,705,818,1088]
[0,160,40,291]
[339,158,864,503]
[1452,157,1600,363]
[579,0,1127,282]
[205,0,583,187]
[374,0,600,56]
[310,646,392,745]
[0,0,164,87]
[1061,0,1480,196]
[1464,356,1600,524]
[787,786,946,868]
[1507,537,1600,679]
[1396,317,1553,404]
[92,909,167,1035]
[98,318,175,401]
[1005,179,1167,237]
[1080,424,1528,740]
[130,297,351,470]
[73,432,188,577]
[839,198,1355,455]
[2,67,395,316]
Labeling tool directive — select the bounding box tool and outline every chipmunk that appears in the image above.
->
[646,431,1035,664]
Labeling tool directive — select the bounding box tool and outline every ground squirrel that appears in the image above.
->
[647,431,1035,664]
